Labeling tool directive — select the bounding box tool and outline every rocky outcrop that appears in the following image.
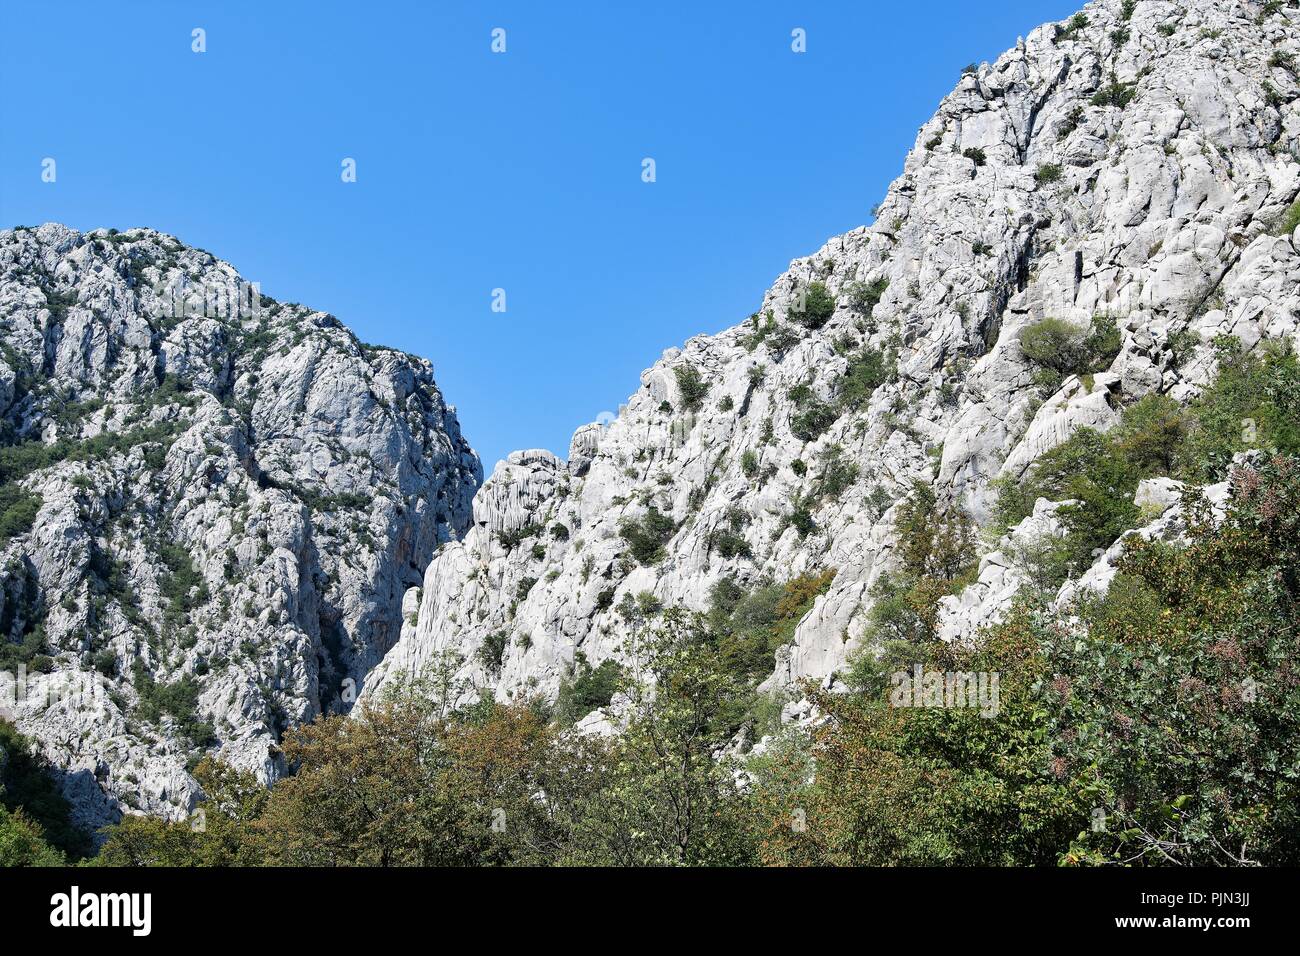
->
[1055,474,1233,607]
[370,0,1300,717]
[936,498,1071,645]
[0,224,480,828]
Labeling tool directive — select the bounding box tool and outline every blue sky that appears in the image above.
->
[0,0,1080,468]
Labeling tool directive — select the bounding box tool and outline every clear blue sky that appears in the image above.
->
[0,0,1080,468]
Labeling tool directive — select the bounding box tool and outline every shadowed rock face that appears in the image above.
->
[0,223,480,828]
[368,0,1300,715]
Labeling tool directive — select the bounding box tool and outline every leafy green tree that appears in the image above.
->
[1181,338,1300,482]
[1051,456,1300,865]
[672,364,709,412]
[848,482,976,693]
[705,570,836,685]
[790,281,837,330]
[0,484,41,547]
[93,758,267,866]
[618,505,677,564]
[254,679,567,866]
[753,613,1084,865]
[554,655,623,725]
[555,610,757,865]
[0,805,64,866]
[1018,315,1121,392]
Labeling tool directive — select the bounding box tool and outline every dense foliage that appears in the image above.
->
[1017,314,1121,393]
[4,346,1299,868]
[994,338,1300,584]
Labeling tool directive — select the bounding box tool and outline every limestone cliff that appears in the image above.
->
[0,224,480,827]
[369,0,1300,720]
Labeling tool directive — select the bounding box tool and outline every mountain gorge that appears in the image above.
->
[5,0,1300,844]
[370,0,1300,713]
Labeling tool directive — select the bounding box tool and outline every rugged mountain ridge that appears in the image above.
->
[8,0,1300,834]
[368,0,1300,719]
[0,224,480,827]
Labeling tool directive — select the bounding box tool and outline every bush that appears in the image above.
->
[789,281,836,330]
[554,656,623,725]
[0,806,64,866]
[1018,315,1120,390]
[673,364,709,412]
[499,522,541,550]
[764,323,803,357]
[132,666,216,748]
[93,648,118,677]
[712,529,751,559]
[1055,13,1089,41]
[705,570,835,684]
[477,631,509,674]
[158,542,209,622]
[1180,339,1300,482]
[1049,455,1300,865]
[1018,318,1088,374]
[711,509,752,559]
[994,392,1191,582]
[815,447,859,503]
[0,586,50,673]
[0,484,41,547]
[843,278,889,320]
[1275,198,1300,236]
[997,341,1300,582]
[1082,314,1122,367]
[1035,163,1063,185]
[1091,76,1137,109]
[760,611,1084,866]
[619,505,677,565]
[790,401,838,442]
[838,346,895,411]
[963,147,987,167]
[846,483,976,691]
[759,455,1300,867]
[785,502,816,537]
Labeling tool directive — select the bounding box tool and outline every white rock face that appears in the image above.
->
[370,0,1300,720]
[936,498,1071,645]
[0,225,480,829]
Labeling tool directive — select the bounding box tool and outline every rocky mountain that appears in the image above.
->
[366,0,1300,723]
[0,224,480,827]
[8,0,1300,836]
